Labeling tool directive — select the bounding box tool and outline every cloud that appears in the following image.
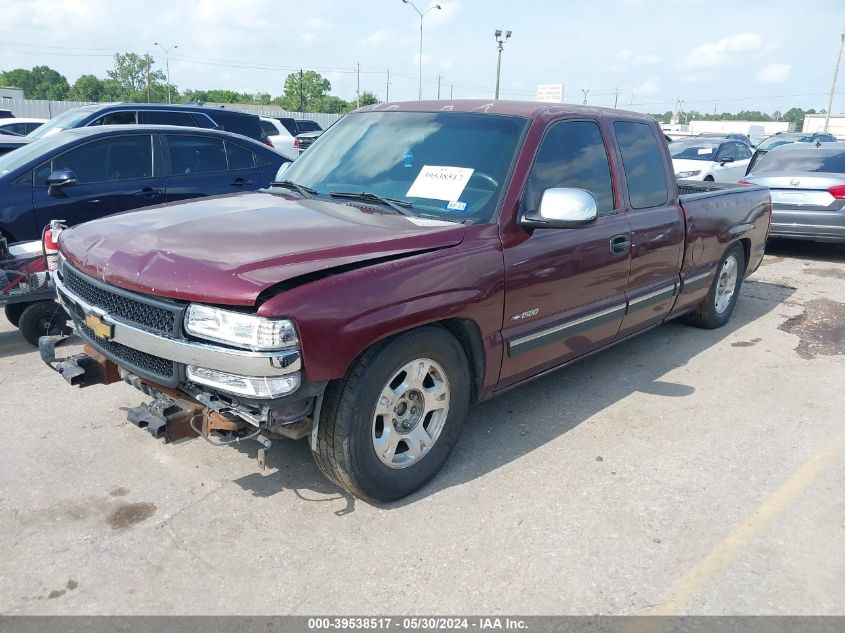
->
[678,33,763,70]
[755,63,791,83]
[616,49,661,65]
[635,78,661,96]
[304,17,331,29]
[301,32,315,44]
[360,28,394,48]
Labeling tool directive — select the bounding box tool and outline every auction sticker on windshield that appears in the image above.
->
[407,165,475,201]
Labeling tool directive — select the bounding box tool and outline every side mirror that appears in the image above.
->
[519,188,598,229]
[47,169,77,198]
[719,157,735,166]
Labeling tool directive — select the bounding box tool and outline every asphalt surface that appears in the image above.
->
[0,240,843,616]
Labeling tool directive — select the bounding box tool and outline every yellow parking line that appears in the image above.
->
[646,428,845,616]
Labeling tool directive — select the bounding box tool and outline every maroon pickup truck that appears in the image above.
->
[41,101,771,501]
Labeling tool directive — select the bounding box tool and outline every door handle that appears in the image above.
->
[134,187,163,198]
[610,234,631,256]
[230,178,253,187]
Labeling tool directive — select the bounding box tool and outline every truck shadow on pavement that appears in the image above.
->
[227,279,795,513]
[0,328,37,359]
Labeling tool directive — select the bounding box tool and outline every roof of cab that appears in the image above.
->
[354,99,656,122]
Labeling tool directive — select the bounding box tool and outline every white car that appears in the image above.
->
[259,117,298,161]
[0,118,47,136]
[669,138,752,182]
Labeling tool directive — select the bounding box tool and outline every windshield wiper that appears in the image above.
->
[330,191,413,216]
[271,179,317,198]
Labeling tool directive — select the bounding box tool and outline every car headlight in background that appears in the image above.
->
[185,305,298,350]
[675,170,702,178]
[187,366,300,398]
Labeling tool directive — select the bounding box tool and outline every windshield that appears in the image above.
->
[752,148,845,174]
[0,133,73,177]
[278,110,527,223]
[669,140,721,161]
[28,108,94,139]
[756,135,810,151]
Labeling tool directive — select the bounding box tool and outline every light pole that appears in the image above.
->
[824,27,845,133]
[401,0,441,100]
[494,29,512,100]
[580,88,590,105]
[154,42,178,104]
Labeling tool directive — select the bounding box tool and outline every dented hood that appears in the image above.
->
[60,192,465,306]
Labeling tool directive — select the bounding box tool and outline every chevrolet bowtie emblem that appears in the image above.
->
[85,313,114,340]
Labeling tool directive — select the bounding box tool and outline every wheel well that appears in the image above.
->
[437,318,485,403]
[737,238,751,273]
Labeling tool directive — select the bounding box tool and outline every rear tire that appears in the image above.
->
[4,303,28,327]
[17,300,71,346]
[312,326,470,502]
[685,242,746,329]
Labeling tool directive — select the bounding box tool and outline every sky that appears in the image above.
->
[0,0,843,115]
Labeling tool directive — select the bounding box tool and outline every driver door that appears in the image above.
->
[712,142,745,182]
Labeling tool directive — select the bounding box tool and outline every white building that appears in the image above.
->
[802,113,845,138]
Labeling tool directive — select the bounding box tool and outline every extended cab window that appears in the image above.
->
[48,135,152,184]
[166,136,227,175]
[613,121,669,209]
[523,120,615,214]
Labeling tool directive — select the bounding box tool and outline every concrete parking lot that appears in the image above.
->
[0,241,843,616]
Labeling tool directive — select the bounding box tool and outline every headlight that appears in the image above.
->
[187,366,300,398]
[185,304,298,350]
[675,170,701,178]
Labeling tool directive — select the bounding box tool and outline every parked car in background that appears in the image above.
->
[746,131,838,174]
[259,116,323,158]
[42,101,770,501]
[0,109,15,119]
[0,125,288,242]
[0,118,47,136]
[670,138,752,182]
[742,142,845,243]
[0,135,31,157]
[28,103,270,146]
[696,132,754,147]
[258,117,298,160]
[294,130,323,154]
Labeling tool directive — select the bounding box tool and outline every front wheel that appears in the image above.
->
[17,300,71,346]
[684,242,746,329]
[312,326,470,502]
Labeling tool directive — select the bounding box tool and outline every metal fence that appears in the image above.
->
[1,99,344,128]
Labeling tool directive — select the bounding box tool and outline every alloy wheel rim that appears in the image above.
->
[714,254,738,314]
[371,358,450,469]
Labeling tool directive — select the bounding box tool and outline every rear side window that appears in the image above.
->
[276,118,298,135]
[225,142,255,170]
[524,120,615,214]
[209,112,261,140]
[166,135,227,175]
[737,143,752,160]
[142,111,198,127]
[613,121,669,209]
[260,120,278,137]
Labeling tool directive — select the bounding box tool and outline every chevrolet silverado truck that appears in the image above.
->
[40,101,771,501]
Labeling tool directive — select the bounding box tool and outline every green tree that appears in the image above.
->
[69,74,106,101]
[358,90,380,107]
[0,65,70,100]
[782,107,816,131]
[278,70,331,111]
[106,52,167,101]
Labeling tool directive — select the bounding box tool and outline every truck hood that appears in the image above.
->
[60,192,466,306]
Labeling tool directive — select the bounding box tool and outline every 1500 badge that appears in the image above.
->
[511,308,539,321]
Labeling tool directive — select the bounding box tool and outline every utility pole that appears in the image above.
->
[299,68,304,114]
[613,87,620,108]
[146,56,151,101]
[824,27,845,133]
[450,82,454,99]
[494,29,512,99]
[580,88,590,105]
[437,75,441,99]
[356,62,361,109]
[386,68,391,102]
[630,91,634,108]
[401,0,441,100]
[154,42,177,104]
